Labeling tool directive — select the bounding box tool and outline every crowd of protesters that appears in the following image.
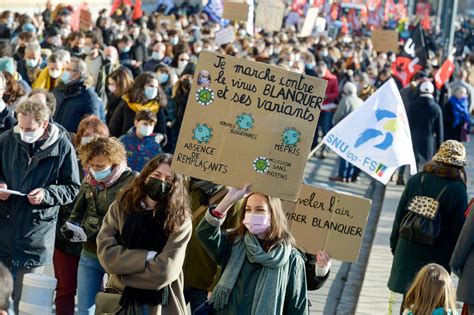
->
[0,1,473,315]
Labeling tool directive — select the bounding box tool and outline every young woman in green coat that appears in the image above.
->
[197,184,308,315]
[61,137,136,315]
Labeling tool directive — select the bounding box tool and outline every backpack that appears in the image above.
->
[399,175,448,245]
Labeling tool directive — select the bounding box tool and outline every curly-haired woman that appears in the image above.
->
[62,137,136,315]
[97,154,192,314]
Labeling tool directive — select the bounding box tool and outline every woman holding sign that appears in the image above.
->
[196,184,309,315]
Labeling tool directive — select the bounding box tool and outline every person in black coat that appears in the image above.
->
[0,100,80,313]
[108,72,167,137]
[53,57,104,132]
[406,81,444,170]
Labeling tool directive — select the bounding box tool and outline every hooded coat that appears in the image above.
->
[0,123,81,270]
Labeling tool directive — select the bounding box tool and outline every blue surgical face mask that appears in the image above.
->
[157,73,169,84]
[121,46,131,53]
[170,37,179,46]
[61,71,72,84]
[90,166,112,181]
[144,86,158,100]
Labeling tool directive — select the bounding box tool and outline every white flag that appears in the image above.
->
[322,79,417,185]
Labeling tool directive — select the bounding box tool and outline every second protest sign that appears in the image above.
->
[172,51,327,201]
[283,184,372,262]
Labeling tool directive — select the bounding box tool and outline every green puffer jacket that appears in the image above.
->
[68,168,137,255]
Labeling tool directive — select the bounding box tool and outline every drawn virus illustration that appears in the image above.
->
[235,113,255,130]
[282,127,301,146]
[192,123,213,144]
[195,87,215,106]
[253,157,270,174]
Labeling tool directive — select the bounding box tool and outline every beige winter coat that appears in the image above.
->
[97,201,192,315]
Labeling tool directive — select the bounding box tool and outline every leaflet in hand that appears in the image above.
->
[0,189,26,196]
[65,222,87,242]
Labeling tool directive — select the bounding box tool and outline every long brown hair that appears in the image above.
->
[2,71,26,105]
[116,154,190,233]
[229,193,295,252]
[403,263,456,315]
[108,67,133,97]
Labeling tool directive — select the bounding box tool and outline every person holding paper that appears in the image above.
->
[196,184,309,315]
[61,137,136,315]
[0,99,81,313]
[96,154,192,314]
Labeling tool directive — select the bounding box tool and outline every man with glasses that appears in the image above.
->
[52,57,104,132]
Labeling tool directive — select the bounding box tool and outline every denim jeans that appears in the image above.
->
[77,251,106,315]
[184,287,208,313]
[338,157,355,179]
[312,111,334,150]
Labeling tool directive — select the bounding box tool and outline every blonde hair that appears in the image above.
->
[78,137,126,166]
[403,264,456,315]
[16,100,51,123]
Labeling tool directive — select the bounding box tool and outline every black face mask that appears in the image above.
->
[17,46,26,55]
[145,177,172,201]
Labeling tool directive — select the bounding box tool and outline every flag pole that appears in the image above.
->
[307,142,325,160]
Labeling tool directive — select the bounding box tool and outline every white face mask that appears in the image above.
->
[138,125,154,137]
[49,69,62,79]
[20,127,44,143]
[178,60,188,70]
[81,136,94,146]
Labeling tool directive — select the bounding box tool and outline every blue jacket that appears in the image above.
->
[119,127,163,172]
[53,80,104,132]
[0,124,81,270]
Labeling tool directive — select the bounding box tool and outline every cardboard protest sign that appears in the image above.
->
[283,184,372,262]
[215,26,235,47]
[371,29,399,53]
[222,0,250,21]
[299,7,319,37]
[79,9,92,31]
[171,51,327,201]
[155,14,177,29]
[255,0,285,33]
[315,17,327,33]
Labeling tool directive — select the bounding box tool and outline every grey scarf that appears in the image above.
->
[210,233,292,314]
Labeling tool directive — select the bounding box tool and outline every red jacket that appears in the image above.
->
[322,70,339,112]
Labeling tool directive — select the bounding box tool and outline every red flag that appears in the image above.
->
[111,0,122,14]
[330,3,339,20]
[292,0,307,16]
[391,24,428,87]
[132,0,143,20]
[434,56,455,90]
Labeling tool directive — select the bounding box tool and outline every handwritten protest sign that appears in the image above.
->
[299,8,319,37]
[171,51,327,201]
[215,26,235,47]
[255,0,285,33]
[371,29,399,53]
[315,17,327,33]
[222,0,250,21]
[79,9,92,31]
[283,184,371,262]
[155,14,177,29]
